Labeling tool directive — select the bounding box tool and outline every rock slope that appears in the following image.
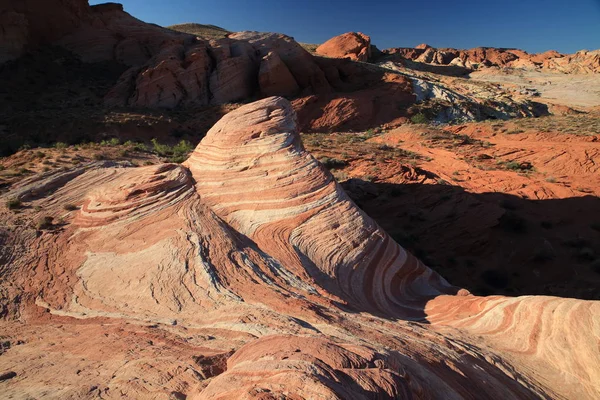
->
[1,0,553,138]
[1,97,598,399]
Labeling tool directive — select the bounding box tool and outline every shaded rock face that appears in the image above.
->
[385,45,600,73]
[258,51,300,97]
[104,31,329,108]
[316,32,372,62]
[2,97,600,399]
[0,0,89,63]
[0,0,554,136]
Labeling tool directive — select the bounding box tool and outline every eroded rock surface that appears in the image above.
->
[316,32,372,62]
[1,97,599,399]
[385,45,600,74]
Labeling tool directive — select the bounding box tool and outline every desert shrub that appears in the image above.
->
[124,141,146,152]
[6,198,21,210]
[36,216,54,230]
[100,138,120,147]
[362,175,375,182]
[410,113,428,124]
[93,153,105,161]
[151,138,171,157]
[172,140,194,157]
[169,140,194,163]
[54,142,68,150]
[150,139,194,163]
[319,157,348,169]
[332,170,349,182]
[63,204,78,211]
[377,144,394,151]
[505,161,533,171]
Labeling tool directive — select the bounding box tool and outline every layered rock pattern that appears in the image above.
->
[385,45,600,73]
[2,97,599,399]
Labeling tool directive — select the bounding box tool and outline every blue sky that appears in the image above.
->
[90,0,600,53]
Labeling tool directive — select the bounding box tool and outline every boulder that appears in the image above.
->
[316,32,372,62]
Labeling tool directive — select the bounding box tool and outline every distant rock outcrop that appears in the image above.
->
[385,45,600,73]
[0,1,556,135]
[316,32,372,62]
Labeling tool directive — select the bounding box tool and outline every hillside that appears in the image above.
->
[166,23,230,39]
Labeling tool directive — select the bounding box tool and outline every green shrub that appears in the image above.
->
[151,138,171,157]
[6,198,21,210]
[151,139,194,163]
[319,157,348,170]
[172,140,194,158]
[54,142,68,150]
[36,216,54,230]
[124,140,146,152]
[410,113,428,124]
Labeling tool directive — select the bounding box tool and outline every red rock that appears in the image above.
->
[3,97,600,399]
[258,51,300,97]
[316,32,372,62]
[209,54,257,104]
[383,44,598,74]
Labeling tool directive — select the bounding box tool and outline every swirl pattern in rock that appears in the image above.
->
[185,97,459,318]
[1,97,599,399]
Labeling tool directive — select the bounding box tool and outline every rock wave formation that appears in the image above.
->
[1,97,599,398]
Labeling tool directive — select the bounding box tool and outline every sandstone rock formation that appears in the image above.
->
[316,32,372,62]
[258,51,300,97]
[1,97,599,398]
[385,45,600,73]
[0,0,557,139]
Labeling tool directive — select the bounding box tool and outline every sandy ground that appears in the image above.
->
[470,69,600,109]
